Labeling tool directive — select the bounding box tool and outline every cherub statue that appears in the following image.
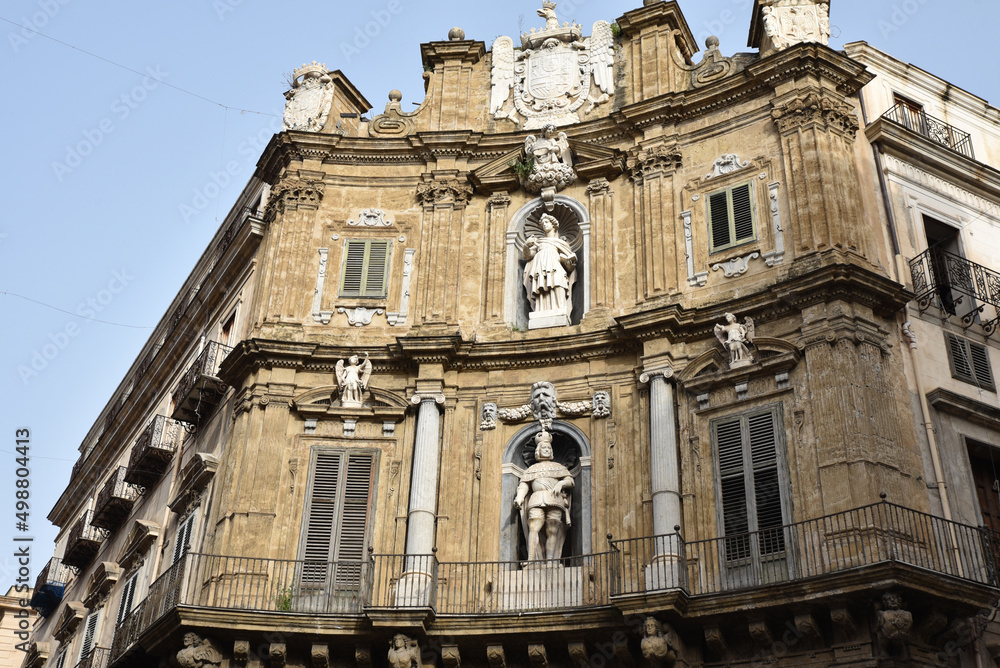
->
[387,634,421,668]
[524,125,572,169]
[641,617,678,665]
[714,313,755,368]
[335,352,373,408]
[175,633,223,668]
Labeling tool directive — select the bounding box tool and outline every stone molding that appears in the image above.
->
[265,177,326,219]
[627,144,683,181]
[639,367,675,384]
[416,179,473,206]
[771,90,859,138]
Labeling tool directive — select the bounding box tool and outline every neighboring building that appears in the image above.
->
[0,587,34,668]
[23,1,1000,668]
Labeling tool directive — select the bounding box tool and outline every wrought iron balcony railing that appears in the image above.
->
[63,510,103,571]
[110,501,998,665]
[910,246,1000,335]
[171,341,233,424]
[882,103,975,159]
[30,557,72,616]
[91,467,140,532]
[76,647,110,668]
[124,415,186,489]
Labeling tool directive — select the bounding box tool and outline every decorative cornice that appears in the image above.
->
[264,176,326,219]
[627,143,683,181]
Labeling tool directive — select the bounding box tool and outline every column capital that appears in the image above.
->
[411,393,446,408]
[639,366,675,384]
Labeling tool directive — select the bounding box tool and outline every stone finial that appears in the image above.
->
[449,27,466,40]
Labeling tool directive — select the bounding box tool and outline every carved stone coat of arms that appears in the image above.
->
[490,1,614,129]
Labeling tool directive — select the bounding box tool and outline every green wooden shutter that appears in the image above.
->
[335,453,375,587]
[301,452,343,585]
[731,184,755,243]
[748,411,784,555]
[715,416,750,561]
[709,191,732,251]
[363,242,390,298]
[340,242,367,297]
[340,241,391,298]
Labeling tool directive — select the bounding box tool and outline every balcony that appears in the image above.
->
[62,511,104,571]
[882,103,974,159]
[171,342,233,424]
[124,416,186,489]
[29,557,72,617]
[76,648,110,668]
[910,247,1000,336]
[91,467,140,533]
[110,502,997,665]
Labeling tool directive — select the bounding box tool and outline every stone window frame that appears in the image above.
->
[709,402,793,580]
[338,238,393,300]
[945,332,995,392]
[707,180,758,255]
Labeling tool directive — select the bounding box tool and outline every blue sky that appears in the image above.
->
[2,0,998,579]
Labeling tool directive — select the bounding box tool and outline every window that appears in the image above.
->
[299,450,376,589]
[78,610,100,662]
[946,333,995,391]
[339,240,391,298]
[712,406,790,582]
[53,650,67,668]
[219,311,236,346]
[893,93,924,130]
[708,182,756,253]
[171,513,197,565]
[115,570,140,625]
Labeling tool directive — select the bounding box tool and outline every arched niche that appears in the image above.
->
[499,420,592,563]
[504,196,591,330]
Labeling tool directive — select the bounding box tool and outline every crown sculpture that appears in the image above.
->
[283,61,336,133]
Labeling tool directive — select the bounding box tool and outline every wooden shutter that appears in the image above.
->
[709,191,732,251]
[79,610,100,661]
[731,184,754,243]
[748,411,784,554]
[948,334,995,389]
[301,451,343,585]
[336,453,375,586]
[715,417,750,561]
[340,241,367,297]
[116,571,139,625]
[340,241,391,298]
[363,242,390,297]
[969,341,995,389]
[172,513,196,565]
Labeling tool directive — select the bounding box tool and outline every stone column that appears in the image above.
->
[639,367,683,589]
[397,392,445,606]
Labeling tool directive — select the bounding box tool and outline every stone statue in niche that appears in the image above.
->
[641,617,678,666]
[714,313,755,369]
[387,634,420,668]
[175,633,223,668]
[514,429,574,563]
[523,214,577,329]
[335,352,373,408]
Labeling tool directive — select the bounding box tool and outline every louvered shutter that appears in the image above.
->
[709,191,732,251]
[731,184,754,243]
[54,651,67,668]
[363,242,390,298]
[79,610,100,661]
[748,411,784,554]
[301,452,343,585]
[948,334,995,389]
[335,453,375,586]
[948,334,974,382]
[172,513,196,565]
[340,241,367,297]
[715,417,750,561]
[969,341,995,389]
[116,571,139,625]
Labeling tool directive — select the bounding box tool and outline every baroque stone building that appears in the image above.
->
[24,1,1000,667]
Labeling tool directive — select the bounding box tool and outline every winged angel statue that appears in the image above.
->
[490,2,615,129]
[336,352,373,408]
[714,313,755,368]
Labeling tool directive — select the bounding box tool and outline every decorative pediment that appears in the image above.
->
[117,520,160,572]
[83,561,121,609]
[53,600,87,642]
[293,385,409,419]
[471,140,624,196]
[679,336,802,393]
[168,453,219,515]
[469,148,523,194]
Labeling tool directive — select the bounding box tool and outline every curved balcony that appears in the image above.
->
[171,342,232,424]
[124,416,185,489]
[91,467,140,533]
[29,557,71,617]
[63,511,103,571]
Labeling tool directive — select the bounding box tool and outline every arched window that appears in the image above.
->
[504,196,591,330]
[499,420,592,563]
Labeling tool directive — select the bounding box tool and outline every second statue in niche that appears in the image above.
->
[514,429,574,563]
[523,213,577,329]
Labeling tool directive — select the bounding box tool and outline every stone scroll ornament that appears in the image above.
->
[490,2,614,129]
[714,313,756,369]
[480,384,610,429]
[283,62,335,132]
[335,352,372,408]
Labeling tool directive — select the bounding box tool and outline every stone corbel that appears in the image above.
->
[269,643,287,667]
[442,646,461,668]
[167,453,219,514]
[53,601,87,642]
[356,646,373,668]
[704,626,728,657]
[233,641,250,666]
[22,642,50,668]
[527,644,548,668]
[83,561,122,609]
[312,645,331,668]
[748,620,773,648]
[613,635,634,667]
[486,646,506,668]
[567,643,589,668]
[795,612,822,641]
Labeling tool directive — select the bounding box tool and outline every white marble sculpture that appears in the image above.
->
[714,313,755,368]
[523,214,577,329]
[522,125,576,207]
[514,429,574,563]
[490,2,614,129]
[335,353,373,407]
[761,1,830,52]
[283,62,335,132]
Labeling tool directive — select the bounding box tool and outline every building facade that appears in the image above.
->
[24,1,1000,667]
